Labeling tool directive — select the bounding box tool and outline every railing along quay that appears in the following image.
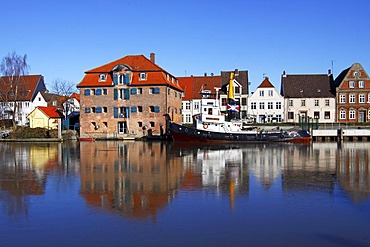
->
[312,126,370,142]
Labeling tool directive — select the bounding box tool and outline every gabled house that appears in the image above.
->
[248,77,284,123]
[332,63,370,123]
[28,106,63,129]
[280,70,335,123]
[178,74,221,124]
[76,53,183,139]
[220,70,249,119]
[0,75,47,126]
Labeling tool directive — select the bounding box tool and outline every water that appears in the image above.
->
[0,141,369,247]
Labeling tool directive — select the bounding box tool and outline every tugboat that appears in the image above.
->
[167,73,311,143]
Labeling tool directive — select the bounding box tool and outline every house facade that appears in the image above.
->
[0,75,47,126]
[333,63,370,123]
[248,77,284,123]
[178,74,222,124]
[280,70,335,123]
[76,54,183,139]
[28,106,62,129]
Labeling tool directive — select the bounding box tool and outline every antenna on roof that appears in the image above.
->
[331,60,335,75]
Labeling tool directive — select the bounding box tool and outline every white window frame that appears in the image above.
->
[251,102,256,110]
[267,102,273,109]
[340,94,346,103]
[268,90,273,97]
[288,100,293,107]
[359,81,364,88]
[259,102,264,110]
[99,74,106,81]
[359,94,365,103]
[325,99,330,106]
[349,94,355,103]
[276,102,281,109]
[349,81,355,88]
[314,100,319,106]
[340,109,346,119]
[259,90,264,97]
[140,72,146,80]
[349,109,356,119]
[301,100,306,107]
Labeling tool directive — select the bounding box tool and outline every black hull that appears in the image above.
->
[169,122,311,143]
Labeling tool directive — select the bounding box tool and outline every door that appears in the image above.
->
[359,110,366,122]
[118,121,127,134]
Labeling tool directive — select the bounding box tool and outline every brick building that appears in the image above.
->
[333,62,370,123]
[77,54,183,139]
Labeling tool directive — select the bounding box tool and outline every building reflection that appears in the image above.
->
[79,141,184,221]
[336,143,370,203]
[0,143,61,216]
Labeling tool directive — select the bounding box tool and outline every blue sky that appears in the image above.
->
[1,0,369,93]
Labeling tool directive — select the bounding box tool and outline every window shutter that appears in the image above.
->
[114,107,118,118]
[96,89,102,95]
[131,88,137,95]
[96,107,102,113]
[85,107,91,113]
[154,88,160,94]
[126,107,130,118]
[113,74,118,85]
[84,89,90,96]
[114,89,118,100]
[124,89,130,100]
[124,74,130,85]
[131,106,137,113]
[154,106,160,113]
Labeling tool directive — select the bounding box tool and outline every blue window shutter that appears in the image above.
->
[131,106,137,113]
[114,107,118,118]
[96,89,102,95]
[131,88,137,95]
[124,74,130,85]
[113,74,118,85]
[126,107,130,118]
[96,107,102,113]
[114,89,118,100]
[85,107,90,113]
[154,106,160,113]
[84,89,90,96]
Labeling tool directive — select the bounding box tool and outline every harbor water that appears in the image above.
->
[0,141,369,247]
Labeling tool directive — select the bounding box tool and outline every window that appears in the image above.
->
[140,73,146,80]
[259,102,264,109]
[314,100,319,106]
[359,94,365,103]
[131,88,137,95]
[150,122,155,127]
[131,106,137,113]
[268,90,273,96]
[84,89,90,96]
[325,99,330,106]
[185,114,191,123]
[235,87,240,94]
[268,102,273,109]
[137,106,143,112]
[276,102,281,109]
[288,100,293,106]
[359,81,364,88]
[221,98,227,106]
[314,111,320,119]
[301,100,306,106]
[150,87,160,94]
[103,122,108,128]
[85,107,91,113]
[324,111,330,119]
[103,89,107,95]
[276,114,282,122]
[368,110,370,121]
[168,88,170,95]
[241,98,247,106]
[138,121,143,128]
[185,102,190,110]
[349,109,355,119]
[349,94,355,103]
[259,90,264,97]
[251,102,256,110]
[340,94,346,103]
[349,81,355,88]
[38,97,41,101]
[96,89,102,95]
[288,112,294,119]
[118,74,125,85]
[340,109,346,119]
[137,88,142,94]
[99,74,106,81]
[150,106,160,113]
[103,107,107,113]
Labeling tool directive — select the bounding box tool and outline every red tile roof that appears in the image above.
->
[70,93,80,102]
[178,75,222,100]
[77,55,183,91]
[257,77,275,88]
[0,75,44,101]
[38,106,62,118]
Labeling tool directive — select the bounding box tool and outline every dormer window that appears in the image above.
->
[140,73,146,80]
[99,74,107,81]
[353,71,361,77]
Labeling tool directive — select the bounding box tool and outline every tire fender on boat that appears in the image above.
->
[203,123,209,129]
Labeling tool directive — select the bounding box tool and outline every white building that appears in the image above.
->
[280,71,335,123]
[248,77,284,123]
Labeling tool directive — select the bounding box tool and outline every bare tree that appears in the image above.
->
[49,78,76,96]
[0,52,30,128]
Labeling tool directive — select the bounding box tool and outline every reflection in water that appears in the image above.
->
[0,143,62,216]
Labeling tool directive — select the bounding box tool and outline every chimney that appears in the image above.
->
[204,73,207,76]
[234,69,239,76]
[328,69,332,75]
[150,53,155,64]
[282,70,287,77]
